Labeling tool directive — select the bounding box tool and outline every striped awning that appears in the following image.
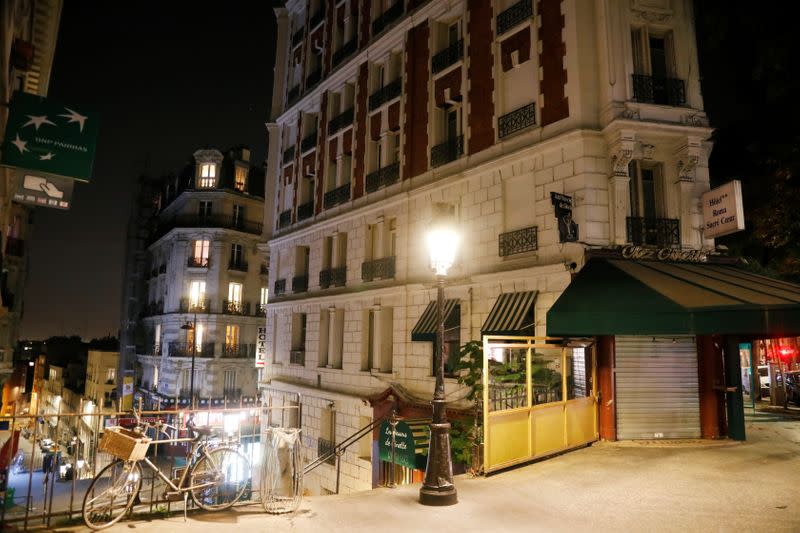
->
[481,291,538,336]
[411,299,460,341]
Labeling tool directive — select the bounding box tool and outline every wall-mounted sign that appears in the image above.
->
[1,91,98,183]
[588,245,723,264]
[701,180,745,239]
[378,420,417,470]
[12,169,74,210]
[255,326,267,367]
[551,192,578,243]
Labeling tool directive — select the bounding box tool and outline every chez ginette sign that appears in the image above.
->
[701,180,745,239]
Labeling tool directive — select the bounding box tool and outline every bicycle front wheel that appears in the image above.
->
[189,447,250,511]
[82,460,142,530]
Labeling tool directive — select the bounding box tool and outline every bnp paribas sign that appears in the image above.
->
[1,91,98,183]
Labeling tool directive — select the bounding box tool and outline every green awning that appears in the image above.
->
[481,291,538,336]
[546,258,800,336]
[411,299,459,341]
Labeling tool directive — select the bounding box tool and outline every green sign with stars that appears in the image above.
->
[1,91,98,183]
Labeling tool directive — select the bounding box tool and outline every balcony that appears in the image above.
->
[256,303,267,317]
[179,298,211,313]
[310,9,325,28]
[323,182,351,209]
[368,78,402,111]
[306,68,322,90]
[328,108,354,135]
[297,201,314,222]
[372,1,403,36]
[287,85,300,106]
[5,237,24,257]
[290,350,305,366]
[317,438,336,465]
[631,74,686,106]
[283,145,296,165]
[141,300,164,318]
[332,38,357,67]
[431,135,464,168]
[187,257,209,268]
[499,225,538,257]
[365,162,400,193]
[626,217,681,247]
[222,300,250,315]
[274,278,286,296]
[222,344,254,359]
[301,131,318,153]
[498,102,536,139]
[292,274,309,293]
[292,29,304,47]
[432,38,464,74]
[319,266,347,289]
[152,214,262,241]
[279,209,292,229]
[168,342,214,358]
[361,256,395,282]
[496,0,533,36]
[228,259,248,272]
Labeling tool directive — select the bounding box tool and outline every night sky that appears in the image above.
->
[19,2,276,339]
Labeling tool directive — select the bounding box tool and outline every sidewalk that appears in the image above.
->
[36,406,799,533]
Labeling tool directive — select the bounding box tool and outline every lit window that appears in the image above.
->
[226,324,240,348]
[234,166,247,191]
[199,163,216,188]
[192,240,210,267]
[189,280,206,308]
[260,287,269,306]
[228,282,243,304]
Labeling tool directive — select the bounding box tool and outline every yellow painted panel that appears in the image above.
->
[565,397,596,446]
[531,404,565,456]
[487,410,530,469]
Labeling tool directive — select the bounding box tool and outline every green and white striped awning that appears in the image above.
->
[411,299,460,341]
[481,291,538,336]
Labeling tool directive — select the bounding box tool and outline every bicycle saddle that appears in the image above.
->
[192,425,215,438]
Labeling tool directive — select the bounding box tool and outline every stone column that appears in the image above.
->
[674,136,703,248]
[607,130,636,245]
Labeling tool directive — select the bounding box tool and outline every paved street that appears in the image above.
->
[38,406,800,533]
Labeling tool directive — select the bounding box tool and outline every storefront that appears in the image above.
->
[547,253,800,441]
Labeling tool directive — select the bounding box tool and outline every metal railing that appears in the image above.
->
[187,257,209,268]
[141,301,164,318]
[365,161,400,193]
[287,85,300,106]
[626,216,681,247]
[316,438,337,466]
[301,131,318,153]
[222,344,255,358]
[319,266,346,289]
[371,1,403,35]
[256,303,267,317]
[361,256,395,281]
[292,28,304,47]
[222,300,250,315]
[432,38,464,74]
[328,107,354,135]
[496,0,533,36]
[498,102,536,139]
[228,259,248,272]
[5,237,25,257]
[431,135,464,168]
[499,225,538,256]
[167,341,214,358]
[274,278,286,296]
[292,275,309,293]
[368,78,402,111]
[279,209,292,229]
[297,200,314,221]
[323,182,351,209]
[332,38,357,67]
[631,74,686,106]
[178,298,211,313]
[309,9,325,28]
[289,350,305,365]
[283,145,296,164]
[152,214,262,241]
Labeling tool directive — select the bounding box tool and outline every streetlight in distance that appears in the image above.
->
[180,315,198,405]
[419,219,459,506]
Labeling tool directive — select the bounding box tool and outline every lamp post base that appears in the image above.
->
[419,420,458,506]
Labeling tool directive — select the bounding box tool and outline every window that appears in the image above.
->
[180,369,190,394]
[199,201,212,218]
[438,304,461,377]
[189,280,206,309]
[154,323,161,354]
[233,205,245,229]
[631,27,679,105]
[225,324,240,349]
[291,313,307,364]
[567,347,593,400]
[319,307,344,369]
[260,287,269,306]
[234,166,247,191]
[105,367,116,384]
[628,161,664,220]
[362,306,393,372]
[199,163,216,188]
[192,239,210,267]
[231,243,244,267]
[187,323,204,350]
[224,369,237,394]
[366,218,396,262]
[228,282,243,304]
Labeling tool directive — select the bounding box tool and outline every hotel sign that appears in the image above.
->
[255,326,267,367]
[701,180,745,239]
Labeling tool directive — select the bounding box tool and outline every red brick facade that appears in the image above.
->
[538,0,569,125]
[353,62,369,199]
[500,27,531,72]
[314,92,329,215]
[434,68,462,108]
[402,22,429,180]
[467,0,495,154]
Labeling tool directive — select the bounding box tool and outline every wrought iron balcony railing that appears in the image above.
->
[317,437,336,465]
[626,216,681,247]
[372,1,403,35]
[332,38,357,67]
[496,0,533,36]
[499,225,538,257]
[222,300,250,315]
[297,201,314,221]
[283,145,296,164]
[432,38,464,74]
[301,131,318,153]
[290,350,305,366]
[168,342,214,358]
[292,28,304,47]
[4,237,24,257]
[223,388,243,398]
[498,102,536,139]
[323,182,351,209]
[365,161,400,193]
[222,344,254,358]
[306,68,322,90]
[274,278,287,296]
[187,257,209,268]
[292,274,309,293]
[179,298,211,313]
[152,214,262,241]
[319,266,347,289]
[279,209,292,229]
[256,303,267,317]
[287,85,300,106]
[431,135,464,168]
[141,300,164,318]
[631,74,686,106]
[328,108,354,135]
[228,259,248,272]
[361,256,396,282]
[368,78,402,111]
[310,9,325,28]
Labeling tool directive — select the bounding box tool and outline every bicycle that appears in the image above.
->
[82,411,251,530]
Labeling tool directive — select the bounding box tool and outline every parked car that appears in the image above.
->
[783,370,800,406]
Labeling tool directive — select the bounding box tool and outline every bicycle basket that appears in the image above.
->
[98,427,151,461]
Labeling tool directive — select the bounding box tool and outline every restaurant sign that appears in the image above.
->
[378,420,418,470]
[701,180,745,239]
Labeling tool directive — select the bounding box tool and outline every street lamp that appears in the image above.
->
[419,222,459,506]
[180,314,198,405]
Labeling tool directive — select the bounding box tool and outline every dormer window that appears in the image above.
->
[199,163,216,188]
[234,166,247,191]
